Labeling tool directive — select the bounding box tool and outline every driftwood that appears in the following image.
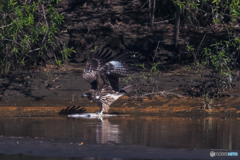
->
[131,88,186,99]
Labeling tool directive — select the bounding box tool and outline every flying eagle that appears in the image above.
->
[82,49,136,115]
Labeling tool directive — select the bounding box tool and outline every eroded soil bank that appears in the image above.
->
[1,0,240,117]
[1,65,240,117]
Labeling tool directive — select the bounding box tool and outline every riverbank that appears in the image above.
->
[1,64,240,117]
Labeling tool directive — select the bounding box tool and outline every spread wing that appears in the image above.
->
[85,49,112,72]
[103,53,137,77]
[83,49,138,91]
[101,53,138,91]
[82,49,112,89]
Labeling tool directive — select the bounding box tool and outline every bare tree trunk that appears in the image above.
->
[149,0,152,30]
[151,0,156,31]
[174,5,180,50]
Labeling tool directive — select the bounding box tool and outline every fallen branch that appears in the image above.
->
[196,34,206,57]
[153,41,160,62]
[144,88,186,98]
[53,34,63,45]
[2,38,23,47]
[83,19,91,35]
[0,23,14,29]
[184,8,199,26]
[154,18,175,24]
[29,48,40,53]
[140,0,149,11]
[221,20,230,35]
[0,18,18,29]
[132,88,186,99]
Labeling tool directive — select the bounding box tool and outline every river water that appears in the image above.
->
[0,114,239,159]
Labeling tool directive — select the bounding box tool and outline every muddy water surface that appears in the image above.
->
[0,114,239,159]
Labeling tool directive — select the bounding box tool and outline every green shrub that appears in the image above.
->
[0,0,74,73]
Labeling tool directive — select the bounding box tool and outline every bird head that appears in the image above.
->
[83,93,91,98]
[83,89,95,99]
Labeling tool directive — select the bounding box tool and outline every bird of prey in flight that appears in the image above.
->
[82,49,136,116]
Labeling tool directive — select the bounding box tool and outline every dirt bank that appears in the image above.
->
[1,0,240,116]
[1,64,240,117]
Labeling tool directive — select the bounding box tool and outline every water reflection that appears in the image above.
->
[96,119,120,144]
[0,115,239,150]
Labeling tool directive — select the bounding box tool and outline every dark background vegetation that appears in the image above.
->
[1,0,240,103]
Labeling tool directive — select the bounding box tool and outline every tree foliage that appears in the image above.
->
[175,0,240,96]
[147,0,240,96]
[0,0,75,73]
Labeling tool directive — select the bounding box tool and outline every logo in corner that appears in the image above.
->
[210,151,215,157]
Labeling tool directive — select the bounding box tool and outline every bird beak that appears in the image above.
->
[83,94,88,98]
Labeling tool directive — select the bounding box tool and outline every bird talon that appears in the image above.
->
[97,111,103,116]
[97,111,103,121]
